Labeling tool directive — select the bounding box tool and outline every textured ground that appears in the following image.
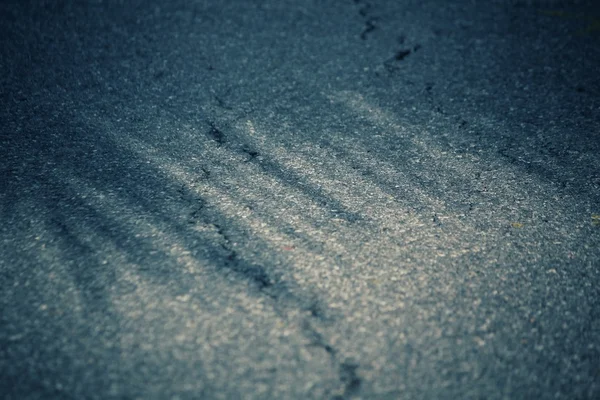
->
[1,0,599,399]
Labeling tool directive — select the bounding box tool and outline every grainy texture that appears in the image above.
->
[1,0,599,399]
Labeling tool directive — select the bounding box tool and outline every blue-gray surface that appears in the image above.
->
[1,0,599,399]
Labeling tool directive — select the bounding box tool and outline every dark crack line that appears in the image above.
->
[304,321,337,356]
[214,95,232,110]
[179,183,363,396]
[303,320,364,399]
[206,120,226,145]
[200,122,362,224]
[337,361,362,399]
[383,44,421,72]
[222,247,274,291]
[358,2,371,17]
[361,18,377,40]
[241,145,259,162]
[354,0,377,40]
[213,87,233,110]
[211,223,274,289]
[173,129,364,396]
[176,182,274,292]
